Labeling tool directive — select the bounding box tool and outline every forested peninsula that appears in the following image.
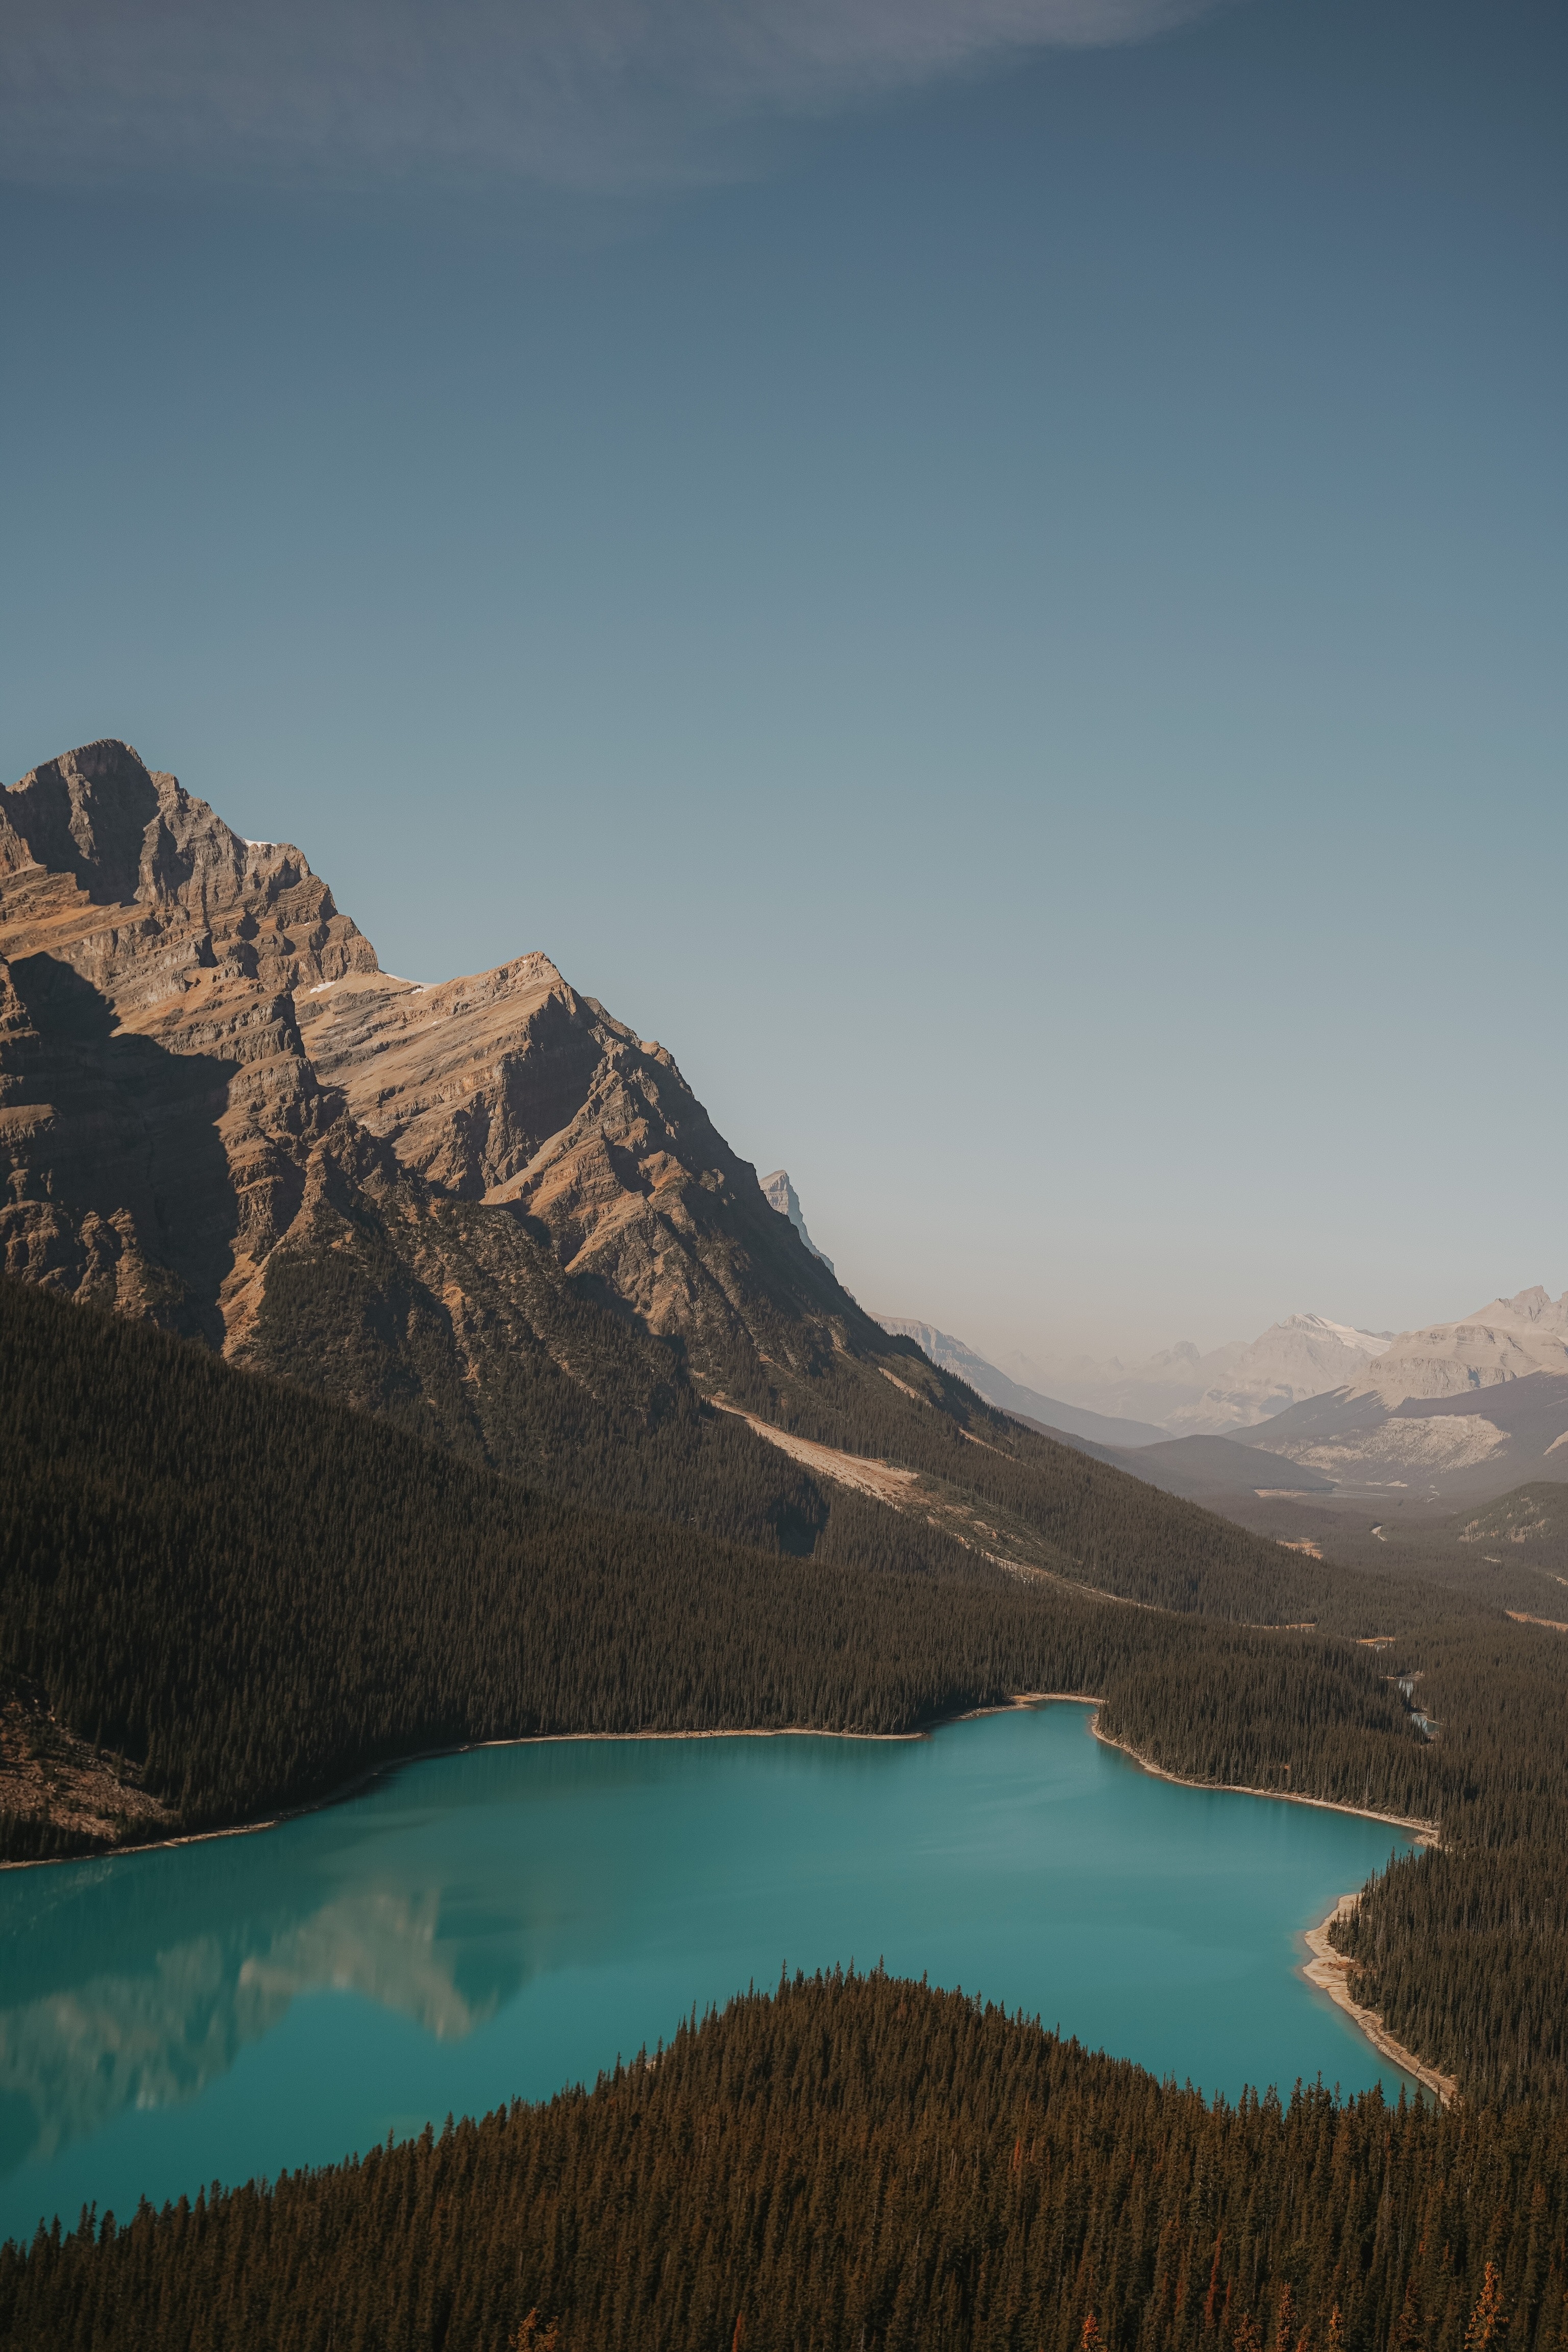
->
[3,1970,1560,2352]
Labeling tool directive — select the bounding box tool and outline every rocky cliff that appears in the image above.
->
[760,1169,834,1273]
[0,740,375,1346]
[0,740,919,1484]
[1341,1287,1568,1408]
[6,737,1329,1625]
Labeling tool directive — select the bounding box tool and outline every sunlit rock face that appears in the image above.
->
[297,957,849,1381]
[0,741,376,1343]
[1,739,864,1395]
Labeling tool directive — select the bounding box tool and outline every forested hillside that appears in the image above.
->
[4,1969,1563,2352]
[0,1276,1418,1857]
[6,1274,1568,2106]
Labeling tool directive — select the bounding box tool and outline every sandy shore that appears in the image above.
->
[1302,1895,1458,2106]
[1088,1713,1453,2103]
[1089,1716,1440,1840]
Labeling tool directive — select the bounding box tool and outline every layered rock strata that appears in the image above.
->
[1,739,877,1407]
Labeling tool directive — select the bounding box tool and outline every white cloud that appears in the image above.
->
[0,0,1224,193]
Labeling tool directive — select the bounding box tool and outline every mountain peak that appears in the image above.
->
[1468,1285,1567,1332]
[4,739,881,1393]
[2,739,377,995]
[1345,1286,1568,1407]
[761,1170,834,1273]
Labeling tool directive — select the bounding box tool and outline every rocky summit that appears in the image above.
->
[0,740,375,1349]
[0,741,888,1437]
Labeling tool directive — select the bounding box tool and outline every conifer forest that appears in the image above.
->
[3,1269,1567,2346]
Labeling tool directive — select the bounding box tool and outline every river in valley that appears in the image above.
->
[0,1701,1418,2246]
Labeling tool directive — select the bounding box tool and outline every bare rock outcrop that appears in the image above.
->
[761,1169,834,1273]
[2,738,873,1407]
[1,741,376,1342]
[1344,1287,1568,1409]
[296,959,857,1387]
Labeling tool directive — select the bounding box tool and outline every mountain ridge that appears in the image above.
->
[874,1316,1166,1448]
[761,1168,834,1273]
[0,740,873,1394]
[1334,1286,1568,1409]
[1041,1314,1393,1436]
[4,739,1337,1613]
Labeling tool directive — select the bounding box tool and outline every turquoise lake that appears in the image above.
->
[0,1701,1417,2246]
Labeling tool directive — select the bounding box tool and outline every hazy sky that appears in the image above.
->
[3,0,1563,1371]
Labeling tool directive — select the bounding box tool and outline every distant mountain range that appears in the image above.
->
[1034,1316,1394,1437]
[1332,1286,1568,1408]
[873,1318,1165,1449]
[875,1312,1398,1449]
[881,1288,1568,1514]
[1229,1288,1568,1504]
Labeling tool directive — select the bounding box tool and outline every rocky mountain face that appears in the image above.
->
[0,740,376,1348]
[761,1169,833,1273]
[1337,1287,1568,1409]
[291,960,857,1388]
[0,740,918,1505]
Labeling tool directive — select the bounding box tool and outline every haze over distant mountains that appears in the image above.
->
[873,1318,1166,1450]
[1335,1287,1568,1409]
[878,1283,1568,1515]
[878,1312,1393,1443]
[1041,1317,1395,1436]
[1229,1288,1568,1505]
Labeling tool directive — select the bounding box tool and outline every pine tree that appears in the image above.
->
[1466,2265,1507,2351]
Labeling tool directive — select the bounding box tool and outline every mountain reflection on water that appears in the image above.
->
[0,1789,564,2179]
[0,1877,522,2171]
[0,1710,1419,2246]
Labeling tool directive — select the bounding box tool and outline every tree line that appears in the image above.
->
[0,1276,1414,1853]
[2,1968,1561,2351]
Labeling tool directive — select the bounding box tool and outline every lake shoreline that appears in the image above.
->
[1088,1716,1441,1842]
[2,1699,1460,2109]
[1,1692,1101,1874]
[1301,1894,1459,2106]
[1,1690,1439,1875]
[1088,1716,1452,2104]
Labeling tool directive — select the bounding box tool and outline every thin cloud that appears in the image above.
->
[0,0,1225,193]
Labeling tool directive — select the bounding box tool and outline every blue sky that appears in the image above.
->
[2,0,1563,1369]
